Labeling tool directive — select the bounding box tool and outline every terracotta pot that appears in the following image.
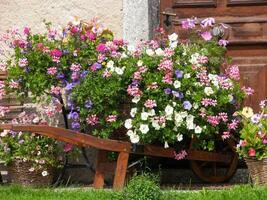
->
[244,157,267,185]
[8,159,54,187]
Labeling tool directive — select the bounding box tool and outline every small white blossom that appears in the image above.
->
[173,80,181,89]
[195,126,202,134]
[155,48,164,56]
[29,167,35,172]
[139,124,149,134]
[165,105,174,116]
[127,130,134,137]
[132,96,140,104]
[184,73,191,79]
[137,60,143,67]
[130,108,137,117]
[141,112,149,120]
[170,41,178,48]
[193,103,199,109]
[130,134,140,143]
[0,130,9,137]
[32,117,40,124]
[127,45,135,53]
[176,133,183,142]
[124,119,133,129]
[146,49,154,56]
[107,60,114,68]
[204,87,214,96]
[152,120,160,130]
[42,171,49,177]
[168,33,178,41]
[164,141,169,149]
[115,67,124,75]
[148,109,156,116]
[228,94,234,102]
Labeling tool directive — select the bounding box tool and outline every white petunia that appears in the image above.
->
[170,41,178,48]
[146,49,154,56]
[127,130,134,137]
[132,96,140,103]
[195,126,202,134]
[187,122,195,130]
[130,134,140,143]
[172,101,177,107]
[174,112,183,124]
[228,94,234,102]
[107,60,114,68]
[115,67,124,75]
[32,117,40,124]
[204,87,214,96]
[141,112,149,120]
[152,121,160,130]
[165,105,174,116]
[180,111,188,118]
[176,133,183,142]
[193,103,199,109]
[0,130,9,137]
[137,60,143,67]
[168,33,178,41]
[130,108,137,117]
[121,52,128,58]
[173,80,181,89]
[155,48,164,56]
[124,119,133,129]
[139,124,149,134]
[164,141,169,149]
[42,171,49,177]
[148,109,156,116]
[184,73,191,79]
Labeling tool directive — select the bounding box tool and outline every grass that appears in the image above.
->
[0,185,267,200]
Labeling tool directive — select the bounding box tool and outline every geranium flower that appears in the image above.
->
[47,67,57,75]
[86,114,99,126]
[248,148,256,157]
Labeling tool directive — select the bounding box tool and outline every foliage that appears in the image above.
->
[0,112,63,175]
[236,102,267,160]
[122,173,162,200]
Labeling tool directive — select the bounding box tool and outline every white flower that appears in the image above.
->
[0,130,9,137]
[37,151,41,156]
[28,167,35,172]
[124,119,133,129]
[137,60,143,67]
[146,49,154,56]
[228,94,234,102]
[189,53,200,65]
[174,112,183,125]
[187,122,195,130]
[176,133,183,142]
[168,33,178,41]
[141,112,149,120]
[195,126,202,134]
[121,52,128,58]
[42,171,49,177]
[204,87,214,96]
[173,80,181,89]
[155,48,164,56]
[148,109,155,116]
[139,124,149,134]
[165,105,174,116]
[130,134,140,143]
[127,130,134,137]
[32,117,40,124]
[115,67,124,75]
[186,115,194,122]
[193,103,199,109]
[184,73,191,79]
[132,96,140,103]
[152,121,160,130]
[107,60,114,68]
[170,41,178,48]
[172,101,177,107]
[180,112,188,118]
[164,141,169,149]
[130,108,137,117]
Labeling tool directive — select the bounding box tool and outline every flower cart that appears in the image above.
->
[0,123,238,189]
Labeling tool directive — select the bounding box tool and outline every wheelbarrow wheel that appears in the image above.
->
[189,138,238,183]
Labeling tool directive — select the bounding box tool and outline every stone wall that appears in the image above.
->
[0,0,123,37]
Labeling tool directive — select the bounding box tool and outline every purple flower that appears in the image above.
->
[71,121,80,130]
[175,70,183,78]
[80,70,89,79]
[263,139,267,145]
[183,101,192,110]
[91,62,102,71]
[251,114,261,124]
[218,39,229,47]
[65,82,74,91]
[85,100,93,109]
[57,73,65,79]
[164,88,172,95]
[68,112,79,120]
[18,139,25,144]
[172,91,184,99]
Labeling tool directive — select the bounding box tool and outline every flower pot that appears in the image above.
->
[244,157,267,185]
[8,159,54,187]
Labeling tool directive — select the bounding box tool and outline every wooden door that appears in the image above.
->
[160,0,267,110]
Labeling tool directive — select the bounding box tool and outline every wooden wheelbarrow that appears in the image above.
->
[0,124,238,189]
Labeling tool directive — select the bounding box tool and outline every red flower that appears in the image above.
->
[248,148,256,157]
[50,49,62,57]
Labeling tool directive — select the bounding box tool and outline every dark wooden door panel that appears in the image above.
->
[160,0,267,109]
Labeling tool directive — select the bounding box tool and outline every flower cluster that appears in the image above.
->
[0,112,63,176]
[123,18,248,151]
[236,102,267,160]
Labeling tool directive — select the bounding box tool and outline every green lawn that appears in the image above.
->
[0,185,267,200]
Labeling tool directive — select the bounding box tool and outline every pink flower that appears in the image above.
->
[106,115,117,123]
[0,81,5,89]
[127,85,142,97]
[174,150,188,160]
[163,48,174,57]
[201,98,217,107]
[226,65,240,81]
[18,58,28,67]
[147,82,158,90]
[50,49,62,57]
[158,59,173,72]
[218,39,229,47]
[242,86,254,96]
[0,89,6,100]
[162,73,173,84]
[248,148,256,157]
[222,131,230,140]
[86,114,99,126]
[218,112,228,122]
[217,76,233,90]
[9,80,19,88]
[86,31,96,41]
[144,99,157,109]
[201,31,212,41]
[96,43,106,53]
[50,86,61,95]
[181,18,196,29]
[207,115,220,126]
[138,66,148,74]
[201,17,215,27]
[0,106,10,117]
[133,71,142,80]
[70,63,82,72]
[47,67,57,75]
[227,119,239,130]
[240,140,248,147]
[70,26,79,34]
[63,143,73,152]
[23,27,30,35]
[0,63,7,71]
[103,70,112,78]
[197,56,209,64]
[48,27,57,38]
[196,70,210,85]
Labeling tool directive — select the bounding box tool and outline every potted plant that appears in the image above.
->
[237,102,267,185]
[0,112,63,186]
